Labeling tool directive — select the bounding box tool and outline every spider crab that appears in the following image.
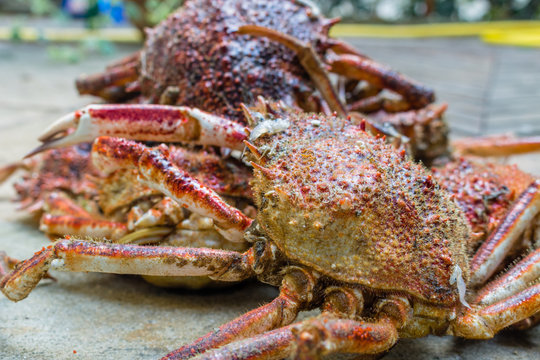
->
[2,103,539,359]
[0,0,448,269]
[65,0,446,163]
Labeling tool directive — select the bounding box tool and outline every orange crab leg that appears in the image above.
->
[237,25,346,117]
[452,284,540,339]
[475,247,540,305]
[470,180,540,285]
[329,54,435,109]
[75,63,139,99]
[452,135,540,157]
[92,137,252,242]
[0,251,19,279]
[40,214,128,241]
[326,38,370,59]
[366,103,448,131]
[43,192,93,218]
[0,162,22,184]
[0,239,256,302]
[163,269,314,360]
[188,317,398,360]
[28,104,248,157]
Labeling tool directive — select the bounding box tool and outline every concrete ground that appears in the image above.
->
[0,38,539,359]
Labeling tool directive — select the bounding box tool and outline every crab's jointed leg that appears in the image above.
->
[75,63,138,100]
[186,317,398,360]
[237,25,346,117]
[0,252,18,279]
[42,192,93,218]
[92,137,252,242]
[474,247,540,305]
[174,284,408,360]
[163,268,315,360]
[0,239,257,302]
[39,214,129,242]
[452,284,540,339]
[75,50,140,101]
[31,104,248,157]
[329,53,435,110]
[470,180,540,285]
[452,135,540,157]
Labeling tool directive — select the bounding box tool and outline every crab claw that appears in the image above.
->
[27,104,248,158]
[26,111,97,158]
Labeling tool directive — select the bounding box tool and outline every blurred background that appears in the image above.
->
[2,0,540,28]
[1,1,539,61]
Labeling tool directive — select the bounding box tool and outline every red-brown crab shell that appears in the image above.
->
[250,111,470,304]
[432,158,535,248]
[13,144,98,212]
[132,0,332,121]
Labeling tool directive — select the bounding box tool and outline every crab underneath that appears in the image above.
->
[2,103,539,359]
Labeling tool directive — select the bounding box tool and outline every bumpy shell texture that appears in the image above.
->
[140,0,330,121]
[251,109,471,305]
[433,158,534,248]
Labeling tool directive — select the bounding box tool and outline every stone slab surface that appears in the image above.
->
[0,39,539,359]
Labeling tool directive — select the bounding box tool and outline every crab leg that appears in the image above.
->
[237,25,346,117]
[75,52,140,100]
[452,284,540,339]
[0,162,22,183]
[29,104,248,157]
[188,317,398,360]
[0,239,256,302]
[0,251,18,279]
[75,64,138,98]
[40,214,129,241]
[43,192,93,218]
[92,137,252,242]
[452,135,540,157]
[474,247,540,305]
[470,180,540,285]
[163,269,315,360]
[326,38,370,59]
[329,54,435,109]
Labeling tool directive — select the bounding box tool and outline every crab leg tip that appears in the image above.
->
[37,111,78,142]
[24,143,53,159]
[24,132,90,158]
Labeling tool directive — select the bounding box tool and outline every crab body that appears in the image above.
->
[251,112,469,304]
[137,0,327,120]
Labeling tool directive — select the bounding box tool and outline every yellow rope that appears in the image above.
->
[1,21,539,47]
[330,21,540,39]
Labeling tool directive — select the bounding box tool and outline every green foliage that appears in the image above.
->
[124,0,184,30]
[27,0,59,16]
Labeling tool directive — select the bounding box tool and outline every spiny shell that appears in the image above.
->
[433,158,534,248]
[251,110,470,305]
[141,0,330,121]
